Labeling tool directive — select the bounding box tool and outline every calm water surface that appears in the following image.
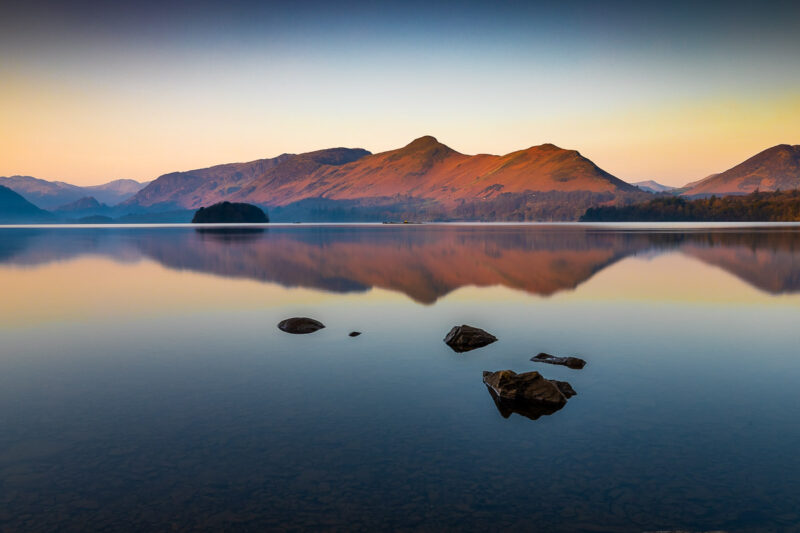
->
[1,224,799,532]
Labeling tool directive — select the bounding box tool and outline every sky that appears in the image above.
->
[1,0,799,187]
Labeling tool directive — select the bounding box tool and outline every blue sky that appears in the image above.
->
[1,0,799,185]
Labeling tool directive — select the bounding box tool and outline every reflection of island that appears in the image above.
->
[1,226,800,302]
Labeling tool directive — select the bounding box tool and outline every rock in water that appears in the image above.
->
[484,387,566,421]
[191,202,269,223]
[278,317,325,334]
[443,325,497,352]
[348,331,362,337]
[531,352,587,370]
[482,370,575,406]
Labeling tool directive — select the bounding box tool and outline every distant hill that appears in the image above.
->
[83,179,151,205]
[682,145,800,196]
[55,196,105,212]
[633,180,676,193]
[0,185,54,223]
[0,175,149,208]
[124,136,641,221]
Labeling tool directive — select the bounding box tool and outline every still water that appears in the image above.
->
[1,224,799,532]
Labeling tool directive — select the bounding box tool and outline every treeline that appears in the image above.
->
[581,190,800,222]
[451,191,649,222]
[269,191,651,222]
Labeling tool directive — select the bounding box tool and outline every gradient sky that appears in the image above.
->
[1,0,799,186]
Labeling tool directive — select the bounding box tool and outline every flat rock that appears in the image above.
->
[278,317,325,334]
[443,325,497,352]
[531,352,587,370]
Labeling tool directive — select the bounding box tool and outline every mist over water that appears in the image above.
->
[1,224,799,531]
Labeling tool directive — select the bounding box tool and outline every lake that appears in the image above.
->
[1,223,799,532]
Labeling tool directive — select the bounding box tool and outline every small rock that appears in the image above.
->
[278,317,325,334]
[443,325,497,352]
[531,352,587,370]
[348,331,362,337]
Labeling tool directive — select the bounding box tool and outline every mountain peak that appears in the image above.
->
[400,135,455,153]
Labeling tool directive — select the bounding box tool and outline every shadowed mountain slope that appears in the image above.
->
[0,185,54,223]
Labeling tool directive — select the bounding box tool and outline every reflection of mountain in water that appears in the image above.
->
[1,226,799,302]
[139,227,649,303]
[679,231,800,294]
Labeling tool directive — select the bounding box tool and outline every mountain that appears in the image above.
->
[83,179,150,205]
[55,196,104,212]
[0,185,54,223]
[0,176,85,209]
[122,148,370,211]
[633,180,675,193]
[124,136,640,220]
[0,175,149,208]
[682,145,800,196]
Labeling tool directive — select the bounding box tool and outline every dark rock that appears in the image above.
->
[191,201,269,223]
[443,325,497,352]
[482,370,572,406]
[278,317,325,334]
[348,331,362,337]
[531,352,587,369]
[552,380,577,398]
[482,370,576,420]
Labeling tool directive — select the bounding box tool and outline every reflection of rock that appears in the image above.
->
[482,370,575,420]
[531,352,587,369]
[444,325,497,352]
[278,317,325,334]
[348,331,362,337]
[485,387,565,420]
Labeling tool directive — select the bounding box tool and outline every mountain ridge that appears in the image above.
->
[682,144,800,196]
[124,136,637,216]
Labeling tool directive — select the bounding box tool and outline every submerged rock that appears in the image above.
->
[348,331,362,337]
[531,352,587,370]
[482,370,576,421]
[443,325,497,352]
[278,317,325,334]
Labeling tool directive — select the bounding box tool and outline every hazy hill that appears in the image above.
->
[0,185,54,223]
[84,179,151,205]
[55,196,105,212]
[633,180,676,193]
[0,175,149,208]
[682,145,800,196]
